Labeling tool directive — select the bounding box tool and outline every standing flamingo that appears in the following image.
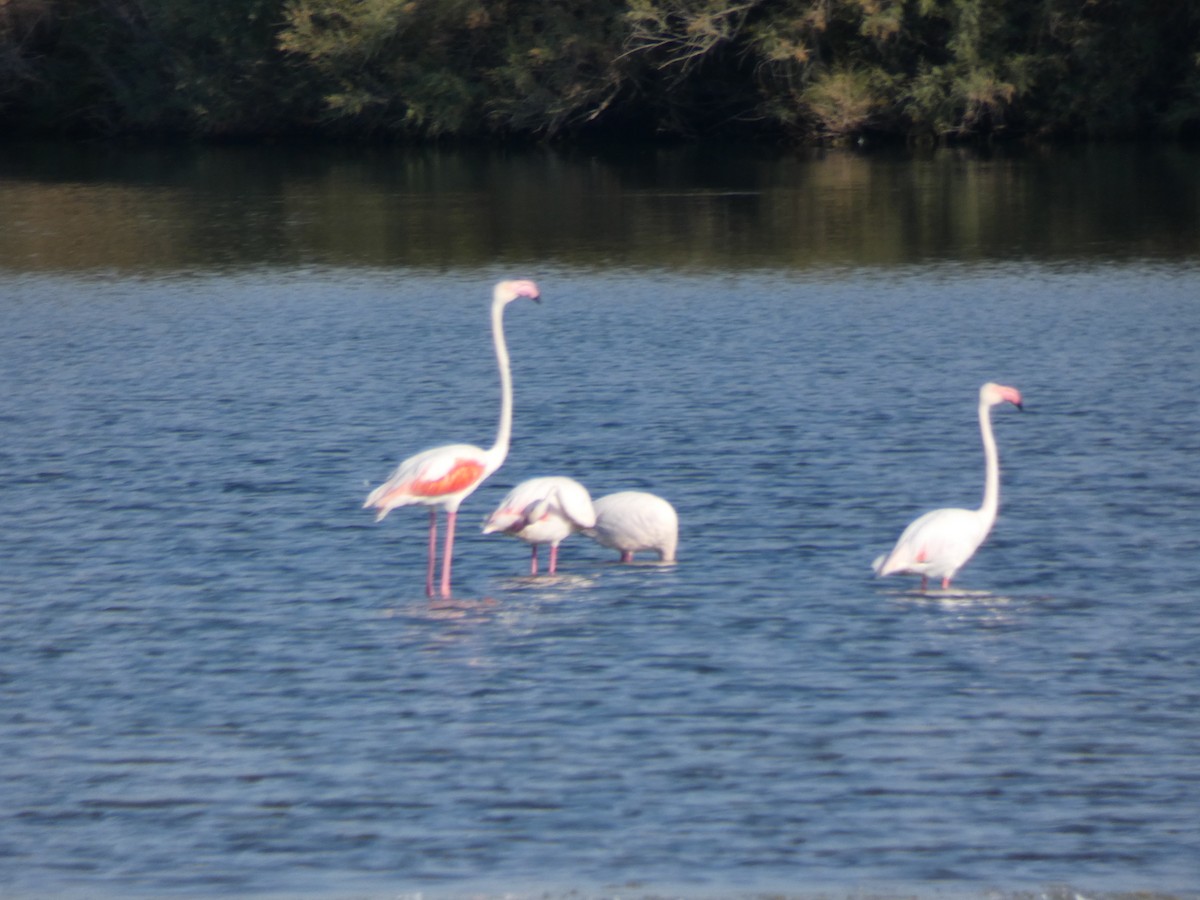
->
[364,279,540,598]
[583,491,678,563]
[873,382,1023,591]
[482,476,596,575]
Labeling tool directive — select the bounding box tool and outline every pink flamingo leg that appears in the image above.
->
[529,545,540,575]
[439,510,457,599]
[920,575,929,592]
[549,544,559,574]
[426,509,438,598]
[941,576,952,589]
[620,550,633,563]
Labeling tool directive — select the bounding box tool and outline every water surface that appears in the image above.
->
[1,143,1198,898]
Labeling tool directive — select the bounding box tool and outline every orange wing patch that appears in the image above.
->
[409,459,486,497]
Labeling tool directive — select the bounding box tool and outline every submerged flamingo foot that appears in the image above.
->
[425,595,499,618]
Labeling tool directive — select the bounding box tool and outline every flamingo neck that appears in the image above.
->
[978,399,1000,526]
[488,295,513,464]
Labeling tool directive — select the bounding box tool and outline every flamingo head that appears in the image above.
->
[494,279,541,305]
[981,382,1023,411]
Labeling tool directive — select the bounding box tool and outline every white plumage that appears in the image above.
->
[583,491,678,563]
[482,476,596,574]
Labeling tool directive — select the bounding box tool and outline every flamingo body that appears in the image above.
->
[364,279,540,598]
[365,445,492,519]
[483,476,596,574]
[873,507,992,587]
[584,491,678,563]
[873,382,1022,590]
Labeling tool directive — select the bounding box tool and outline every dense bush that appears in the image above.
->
[2,0,1198,142]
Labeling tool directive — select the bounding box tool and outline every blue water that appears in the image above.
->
[2,147,1200,899]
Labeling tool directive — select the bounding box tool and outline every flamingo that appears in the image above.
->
[364,279,540,598]
[583,491,678,563]
[873,382,1023,591]
[482,476,596,575]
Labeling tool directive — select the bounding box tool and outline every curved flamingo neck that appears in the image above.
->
[488,294,513,465]
[977,399,1001,526]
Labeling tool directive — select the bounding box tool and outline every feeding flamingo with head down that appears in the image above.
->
[363,279,540,598]
[873,382,1023,591]
[583,491,678,564]
[482,476,596,575]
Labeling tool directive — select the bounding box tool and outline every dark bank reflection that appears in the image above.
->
[1,141,1197,272]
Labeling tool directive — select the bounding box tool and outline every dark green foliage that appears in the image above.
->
[276,0,628,136]
[2,0,1199,142]
[0,0,306,135]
